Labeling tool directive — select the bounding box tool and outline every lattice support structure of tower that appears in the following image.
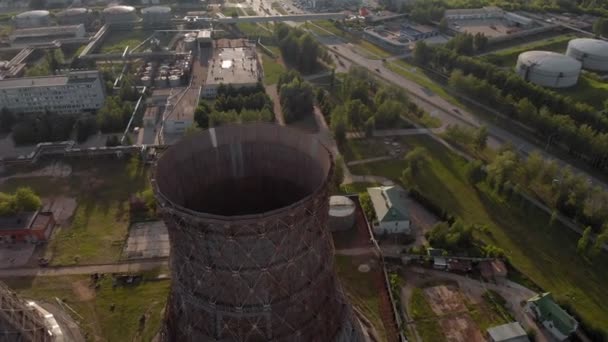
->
[0,282,53,342]
[153,123,363,342]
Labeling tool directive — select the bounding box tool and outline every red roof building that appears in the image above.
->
[479,259,507,281]
[0,211,55,243]
[359,7,370,17]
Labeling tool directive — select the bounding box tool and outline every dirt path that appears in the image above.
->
[0,258,168,278]
[265,85,285,126]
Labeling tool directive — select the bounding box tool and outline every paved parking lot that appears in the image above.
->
[123,221,170,259]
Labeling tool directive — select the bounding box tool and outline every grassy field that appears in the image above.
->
[350,135,608,334]
[555,74,608,110]
[100,30,154,54]
[3,274,169,341]
[356,40,393,59]
[409,288,445,341]
[0,158,149,265]
[482,34,576,67]
[386,60,459,106]
[309,20,345,36]
[334,255,386,341]
[342,138,390,162]
[261,53,285,85]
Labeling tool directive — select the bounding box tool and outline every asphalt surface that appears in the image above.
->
[0,259,168,278]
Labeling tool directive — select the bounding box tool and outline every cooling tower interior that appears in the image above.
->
[154,123,363,342]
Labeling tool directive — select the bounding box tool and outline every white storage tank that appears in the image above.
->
[56,8,91,25]
[515,51,581,88]
[566,38,608,72]
[103,5,138,25]
[141,6,172,26]
[328,196,356,232]
[14,10,50,28]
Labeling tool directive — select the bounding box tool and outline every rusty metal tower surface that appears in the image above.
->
[153,123,363,342]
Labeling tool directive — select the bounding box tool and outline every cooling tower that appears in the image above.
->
[153,123,363,342]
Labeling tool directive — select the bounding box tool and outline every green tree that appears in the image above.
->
[404,147,429,177]
[359,192,376,222]
[75,116,98,143]
[194,102,211,129]
[590,229,608,258]
[578,226,593,255]
[593,18,608,37]
[413,40,431,65]
[438,18,449,33]
[473,125,488,151]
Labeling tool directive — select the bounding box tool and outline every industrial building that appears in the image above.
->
[13,10,50,28]
[444,6,503,20]
[328,195,356,231]
[153,123,364,341]
[141,6,172,26]
[202,40,261,98]
[103,5,138,25]
[197,29,212,46]
[0,70,106,114]
[566,38,608,72]
[487,322,529,342]
[9,24,86,46]
[0,210,55,243]
[526,293,578,341]
[55,8,92,25]
[366,185,411,235]
[515,51,581,88]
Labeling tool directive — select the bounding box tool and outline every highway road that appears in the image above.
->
[248,1,608,189]
[306,23,608,189]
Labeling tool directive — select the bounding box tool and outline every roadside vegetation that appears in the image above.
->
[409,288,445,342]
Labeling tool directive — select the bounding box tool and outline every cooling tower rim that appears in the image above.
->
[152,123,335,223]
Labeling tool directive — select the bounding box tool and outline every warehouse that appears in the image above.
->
[13,10,50,28]
[515,51,581,88]
[9,24,86,46]
[0,70,105,114]
[566,38,608,72]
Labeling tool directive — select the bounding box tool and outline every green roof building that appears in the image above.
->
[366,185,410,235]
[526,293,578,341]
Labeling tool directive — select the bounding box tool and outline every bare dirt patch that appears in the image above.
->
[424,285,467,315]
[72,280,95,301]
[439,314,484,342]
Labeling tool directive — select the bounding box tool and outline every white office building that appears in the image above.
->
[0,71,105,114]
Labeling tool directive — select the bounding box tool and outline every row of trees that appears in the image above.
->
[445,32,489,55]
[277,71,314,123]
[0,187,41,216]
[97,96,135,133]
[416,43,604,132]
[480,148,608,232]
[12,111,74,145]
[194,88,275,129]
[414,43,608,172]
[275,23,327,74]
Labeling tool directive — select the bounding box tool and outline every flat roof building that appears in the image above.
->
[0,211,55,244]
[367,185,410,235]
[487,322,529,342]
[0,70,105,114]
[202,40,261,98]
[445,6,503,20]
